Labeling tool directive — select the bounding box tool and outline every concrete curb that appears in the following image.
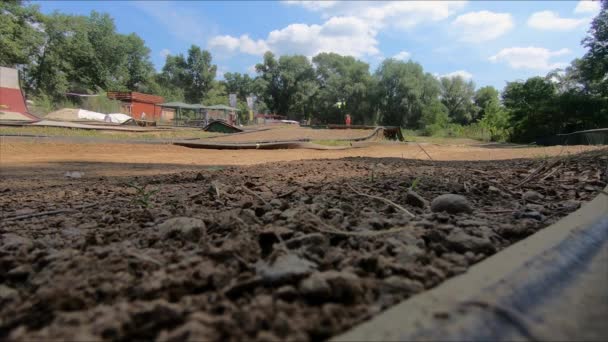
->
[335,186,608,341]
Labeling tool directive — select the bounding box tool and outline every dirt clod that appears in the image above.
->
[431,194,473,214]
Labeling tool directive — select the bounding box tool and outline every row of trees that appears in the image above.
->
[1,0,606,142]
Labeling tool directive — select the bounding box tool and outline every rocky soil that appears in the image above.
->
[1,150,606,341]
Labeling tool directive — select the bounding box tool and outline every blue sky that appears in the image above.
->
[34,1,602,89]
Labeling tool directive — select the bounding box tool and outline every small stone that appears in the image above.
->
[381,276,424,295]
[0,285,18,305]
[445,228,495,254]
[405,190,428,208]
[1,233,33,252]
[157,217,206,242]
[64,171,84,178]
[431,194,473,214]
[395,245,424,264]
[523,190,544,202]
[269,199,282,208]
[488,186,501,193]
[276,285,298,301]
[517,210,544,221]
[256,253,316,284]
[299,271,363,303]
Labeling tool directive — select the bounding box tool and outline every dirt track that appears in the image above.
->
[0,137,599,181]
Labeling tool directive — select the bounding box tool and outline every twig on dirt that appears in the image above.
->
[516,160,562,188]
[459,300,545,342]
[480,209,516,214]
[415,142,434,161]
[277,188,297,198]
[241,186,268,205]
[305,212,413,237]
[346,183,415,217]
[125,250,162,266]
[2,203,97,222]
[540,165,561,181]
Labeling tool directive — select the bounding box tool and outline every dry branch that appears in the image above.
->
[2,203,97,222]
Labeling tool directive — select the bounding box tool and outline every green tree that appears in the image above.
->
[439,76,477,124]
[157,45,217,103]
[312,52,373,124]
[223,72,254,100]
[474,86,500,119]
[0,1,44,67]
[479,99,510,141]
[580,0,608,96]
[502,77,558,142]
[255,52,317,120]
[374,59,440,128]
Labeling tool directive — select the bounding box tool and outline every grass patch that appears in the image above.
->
[311,139,353,146]
[0,126,221,141]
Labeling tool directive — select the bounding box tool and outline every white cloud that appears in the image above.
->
[283,0,338,11]
[159,49,171,58]
[441,70,473,80]
[574,1,601,14]
[393,51,411,60]
[210,16,379,58]
[527,11,588,30]
[489,47,571,70]
[284,1,467,30]
[208,34,269,55]
[452,11,513,42]
[210,1,467,59]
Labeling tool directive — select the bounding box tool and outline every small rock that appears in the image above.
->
[276,285,298,301]
[269,199,283,208]
[64,171,84,178]
[256,253,316,284]
[560,200,580,211]
[522,190,544,202]
[0,285,19,305]
[299,271,363,303]
[157,217,206,242]
[1,233,33,252]
[445,228,495,254]
[395,244,424,264]
[517,210,544,221]
[431,194,473,214]
[381,276,424,295]
[405,190,428,208]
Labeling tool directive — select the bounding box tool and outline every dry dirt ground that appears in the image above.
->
[0,136,606,341]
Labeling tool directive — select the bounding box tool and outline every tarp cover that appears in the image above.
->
[46,108,133,124]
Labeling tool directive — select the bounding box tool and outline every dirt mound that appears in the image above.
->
[44,108,80,121]
[1,150,606,340]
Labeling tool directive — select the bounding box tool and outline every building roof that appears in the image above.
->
[160,102,206,110]
[107,91,164,104]
[206,104,238,111]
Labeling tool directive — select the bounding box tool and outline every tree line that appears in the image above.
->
[1,0,606,142]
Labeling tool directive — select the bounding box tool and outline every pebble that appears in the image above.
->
[431,194,473,214]
[405,190,428,208]
[256,253,317,284]
[445,228,495,254]
[156,217,206,242]
[299,271,363,303]
[523,190,544,202]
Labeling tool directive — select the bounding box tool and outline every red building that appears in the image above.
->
[106,91,164,121]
